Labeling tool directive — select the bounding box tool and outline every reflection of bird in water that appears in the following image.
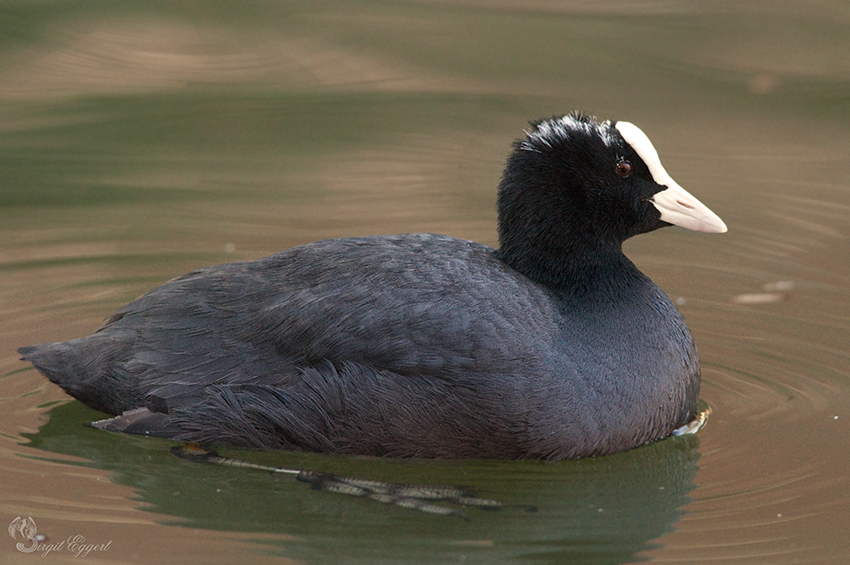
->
[172,443,529,521]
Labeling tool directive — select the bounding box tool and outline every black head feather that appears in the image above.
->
[496,114,668,293]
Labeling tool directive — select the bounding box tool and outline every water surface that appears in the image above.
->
[2,1,849,563]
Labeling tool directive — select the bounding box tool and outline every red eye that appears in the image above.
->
[616,161,632,178]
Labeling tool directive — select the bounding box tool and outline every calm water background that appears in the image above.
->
[2,1,849,563]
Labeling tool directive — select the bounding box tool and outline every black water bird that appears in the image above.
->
[19,113,727,460]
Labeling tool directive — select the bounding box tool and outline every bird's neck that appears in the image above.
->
[496,238,645,298]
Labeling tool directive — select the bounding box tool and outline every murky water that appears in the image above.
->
[2,1,849,563]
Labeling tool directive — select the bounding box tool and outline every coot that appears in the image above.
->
[19,113,726,460]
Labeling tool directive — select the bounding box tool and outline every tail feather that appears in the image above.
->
[18,336,139,415]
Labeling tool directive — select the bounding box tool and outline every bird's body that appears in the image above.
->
[20,113,726,460]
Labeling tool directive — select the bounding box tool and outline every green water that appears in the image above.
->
[2,1,849,563]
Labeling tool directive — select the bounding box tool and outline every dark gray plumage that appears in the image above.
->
[19,113,726,460]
